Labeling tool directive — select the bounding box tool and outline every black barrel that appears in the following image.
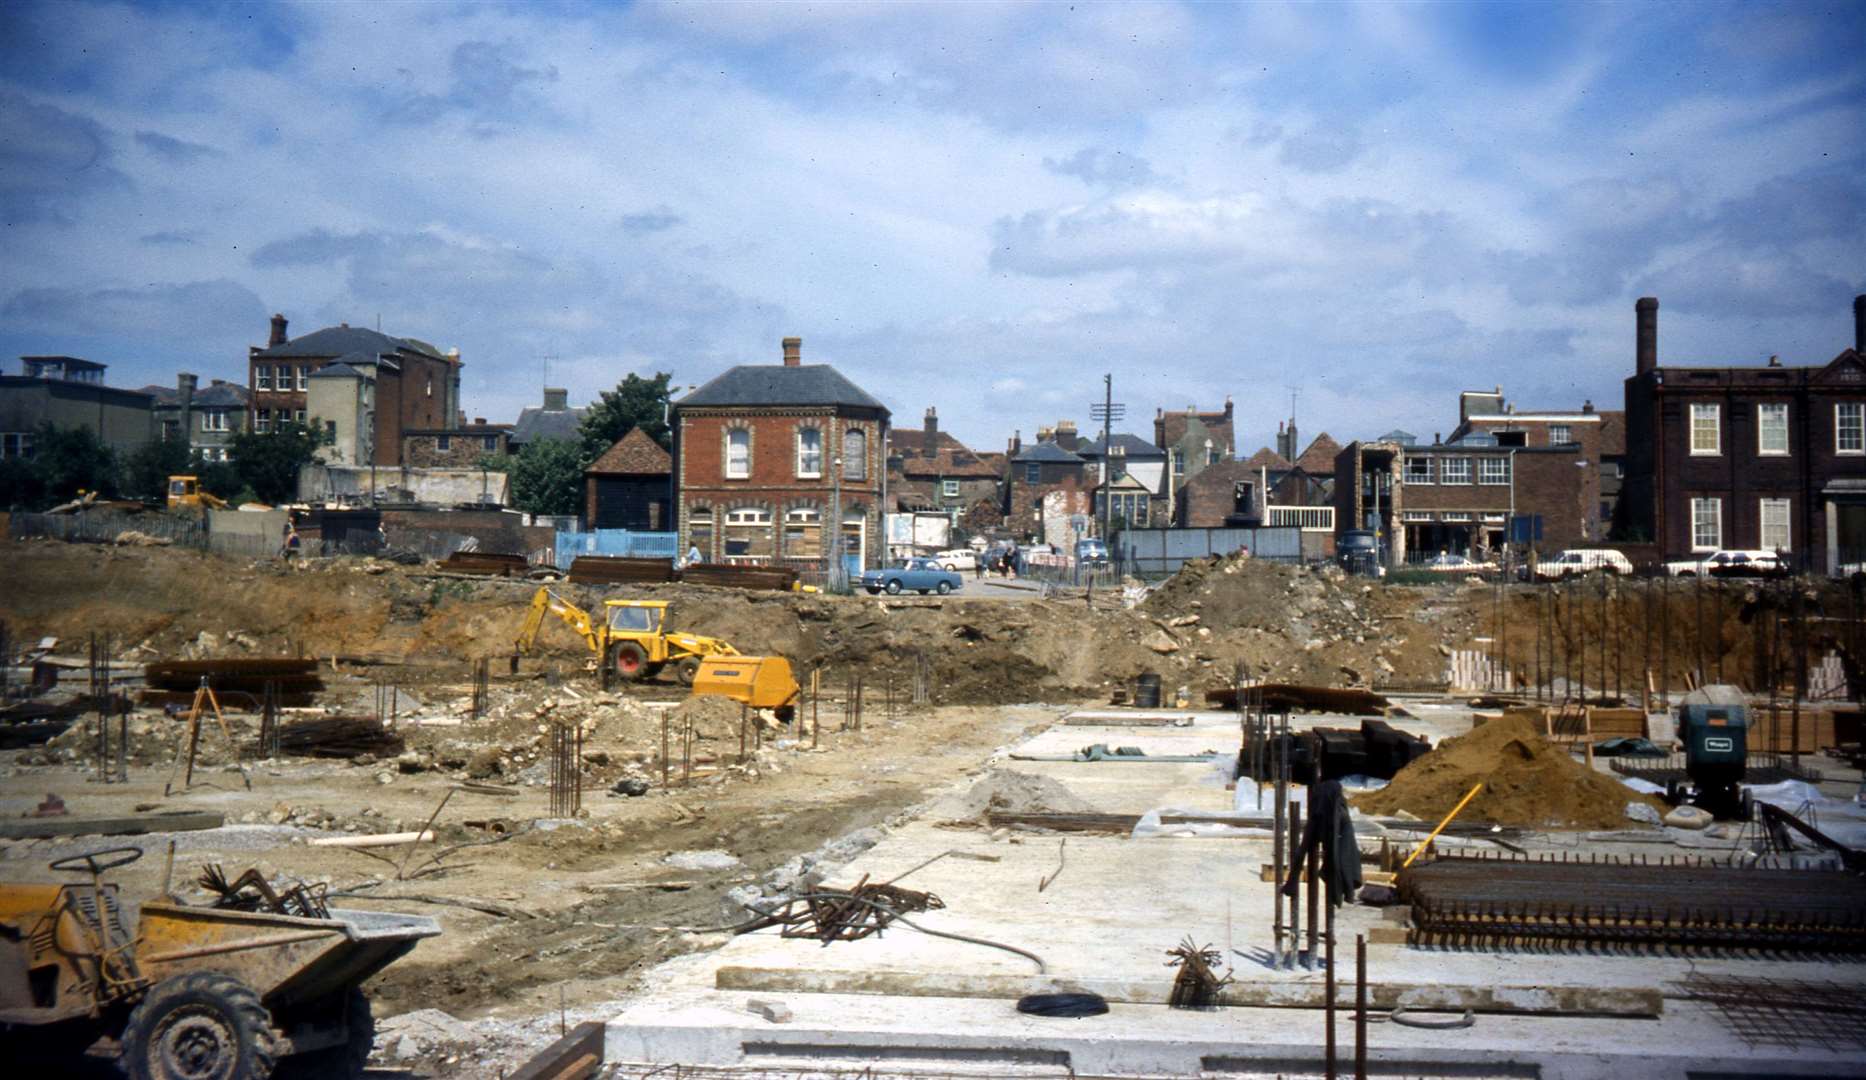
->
[1134,673,1162,709]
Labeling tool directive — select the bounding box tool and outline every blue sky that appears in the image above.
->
[1,0,1861,454]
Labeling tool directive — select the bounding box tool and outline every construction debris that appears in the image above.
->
[272,716,405,759]
[1166,938,1233,1008]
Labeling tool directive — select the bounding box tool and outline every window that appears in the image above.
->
[1172,449,1185,476]
[275,365,290,391]
[1757,404,1788,456]
[1689,404,1720,455]
[1440,457,1472,484]
[255,367,270,391]
[1206,441,1220,465]
[200,410,227,432]
[1404,457,1433,484]
[1479,457,1510,485]
[843,429,867,480]
[255,409,271,433]
[796,426,823,478]
[687,507,713,557]
[726,428,750,478]
[941,479,960,498]
[293,409,306,424]
[1,432,34,458]
[1691,497,1722,551]
[1839,403,1864,454]
[1760,498,1791,551]
[724,506,771,560]
[784,507,821,557]
[326,420,337,440]
[425,377,433,398]
[483,434,498,451]
[1025,462,1041,484]
[726,507,771,525]
[436,434,451,451]
[1548,424,1572,446]
[295,366,307,392]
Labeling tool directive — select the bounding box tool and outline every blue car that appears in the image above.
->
[862,557,964,595]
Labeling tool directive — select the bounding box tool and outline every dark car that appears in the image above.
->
[1337,530,1384,577]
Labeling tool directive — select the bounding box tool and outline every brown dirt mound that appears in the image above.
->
[1352,714,1663,830]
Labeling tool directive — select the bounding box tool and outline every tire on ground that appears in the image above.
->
[675,657,702,685]
[119,971,276,1080]
[612,642,650,681]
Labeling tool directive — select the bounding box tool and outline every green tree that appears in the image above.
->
[579,372,673,461]
[0,456,44,510]
[33,424,119,504]
[123,436,194,502]
[489,438,584,516]
[229,421,326,504]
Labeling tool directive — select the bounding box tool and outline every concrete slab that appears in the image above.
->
[606,704,1866,1078]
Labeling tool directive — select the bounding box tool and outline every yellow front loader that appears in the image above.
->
[165,475,229,512]
[514,587,742,684]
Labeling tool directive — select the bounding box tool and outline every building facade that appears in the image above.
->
[1154,399,1236,516]
[888,407,1003,522]
[402,423,511,469]
[143,374,250,462]
[1,356,154,458]
[584,427,672,530]
[671,337,890,570]
[1447,389,1620,543]
[1620,295,1866,572]
[1003,424,1090,542]
[247,313,461,467]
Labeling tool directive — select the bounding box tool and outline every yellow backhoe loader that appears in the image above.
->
[165,475,229,512]
[514,588,741,684]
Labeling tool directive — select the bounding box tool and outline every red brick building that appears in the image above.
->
[1620,295,1866,572]
[888,407,1003,524]
[671,338,890,571]
[1002,422,1091,541]
[1446,389,1621,543]
[247,313,461,467]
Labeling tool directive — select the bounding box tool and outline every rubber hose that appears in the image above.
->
[1016,992,1109,1017]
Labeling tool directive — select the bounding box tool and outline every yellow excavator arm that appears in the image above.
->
[514,587,603,657]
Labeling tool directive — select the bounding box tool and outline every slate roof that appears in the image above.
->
[897,446,1001,479]
[1079,433,1165,458]
[678,364,887,412]
[1241,447,1293,471]
[511,404,589,445]
[1293,433,1342,474]
[587,427,672,475]
[1011,441,1085,464]
[253,324,444,361]
[307,361,368,380]
[1156,409,1235,452]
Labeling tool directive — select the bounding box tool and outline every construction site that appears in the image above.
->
[3,536,1864,1080]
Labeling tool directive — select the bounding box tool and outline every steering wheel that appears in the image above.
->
[50,846,144,875]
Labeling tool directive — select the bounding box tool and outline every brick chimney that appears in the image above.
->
[1636,297,1658,375]
[923,407,938,452]
[1009,430,1021,456]
[782,337,802,367]
[1223,395,1233,420]
[177,372,196,441]
[268,313,288,348]
[1054,420,1079,452]
[1855,294,1865,354]
[543,387,568,411]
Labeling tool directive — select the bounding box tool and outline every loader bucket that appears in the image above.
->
[690,655,799,711]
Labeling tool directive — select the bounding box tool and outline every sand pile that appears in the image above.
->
[1352,714,1663,830]
[953,769,1096,821]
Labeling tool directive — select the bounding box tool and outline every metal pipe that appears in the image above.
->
[1287,798,1301,970]
[1355,933,1368,1080]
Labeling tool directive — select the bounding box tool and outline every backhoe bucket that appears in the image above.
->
[690,656,799,712]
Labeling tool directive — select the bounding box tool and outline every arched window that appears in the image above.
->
[843,428,867,481]
[796,426,823,478]
[726,428,750,478]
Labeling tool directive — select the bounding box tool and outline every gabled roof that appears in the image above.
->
[307,361,367,380]
[897,447,1001,479]
[678,364,887,411]
[1157,408,1235,451]
[1293,433,1342,473]
[1079,433,1164,458]
[1011,441,1085,464]
[254,324,445,361]
[1241,446,1292,471]
[511,404,588,445]
[587,427,672,476]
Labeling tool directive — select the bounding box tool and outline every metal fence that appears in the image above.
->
[1113,526,1305,578]
[552,528,680,571]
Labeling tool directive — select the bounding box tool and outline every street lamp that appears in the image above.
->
[828,455,844,593]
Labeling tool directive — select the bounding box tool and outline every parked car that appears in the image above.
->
[861,557,964,595]
[1337,530,1385,577]
[1534,548,1634,580]
[1664,550,1784,578]
[1076,538,1111,567]
[933,548,978,572]
[1418,553,1495,575]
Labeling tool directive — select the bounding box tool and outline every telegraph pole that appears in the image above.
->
[1090,375,1125,541]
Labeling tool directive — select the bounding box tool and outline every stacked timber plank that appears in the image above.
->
[680,563,798,591]
[141,658,323,709]
[568,556,675,585]
[438,551,530,577]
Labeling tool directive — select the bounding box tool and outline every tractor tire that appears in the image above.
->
[675,658,702,686]
[272,987,373,1079]
[612,642,651,682]
[885,579,903,595]
[119,971,276,1080]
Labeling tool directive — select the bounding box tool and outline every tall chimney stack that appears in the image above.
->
[782,337,802,367]
[923,406,938,451]
[1854,294,1865,354]
[268,313,289,348]
[1636,297,1658,375]
[543,387,568,411]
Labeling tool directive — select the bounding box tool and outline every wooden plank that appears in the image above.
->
[308,830,434,848]
[714,966,1663,1018]
[0,810,224,840]
[506,1021,604,1080]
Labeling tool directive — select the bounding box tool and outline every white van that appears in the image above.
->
[1534,548,1634,580]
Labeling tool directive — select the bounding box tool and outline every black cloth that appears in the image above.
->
[1280,779,1362,907]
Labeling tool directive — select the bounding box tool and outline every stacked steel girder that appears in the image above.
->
[1399,852,1866,954]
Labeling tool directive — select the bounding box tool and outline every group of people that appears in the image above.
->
[973,543,1021,580]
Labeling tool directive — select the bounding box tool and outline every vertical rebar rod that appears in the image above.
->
[1305,804,1320,967]
[660,711,669,789]
[1287,797,1301,970]
[1355,934,1368,1080]
[683,712,693,785]
[1325,855,1338,1080]
[811,667,820,749]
